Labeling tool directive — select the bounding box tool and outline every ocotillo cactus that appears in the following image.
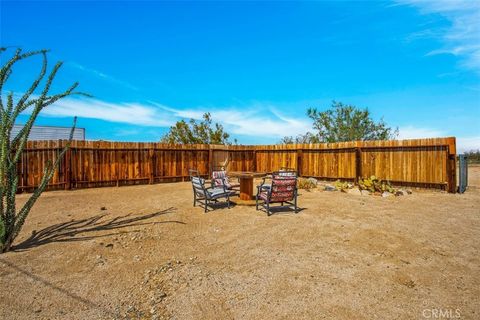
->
[0,48,87,253]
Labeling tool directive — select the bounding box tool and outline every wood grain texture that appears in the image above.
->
[17,137,457,192]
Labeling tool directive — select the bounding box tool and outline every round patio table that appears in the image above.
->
[228,171,267,203]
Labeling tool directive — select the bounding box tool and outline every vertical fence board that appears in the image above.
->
[17,137,456,192]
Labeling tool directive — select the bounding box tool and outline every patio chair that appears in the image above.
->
[258,168,298,191]
[191,176,236,213]
[277,167,297,177]
[256,175,299,216]
[211,170,240,191]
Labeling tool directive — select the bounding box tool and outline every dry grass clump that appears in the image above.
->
[297,177,317,190]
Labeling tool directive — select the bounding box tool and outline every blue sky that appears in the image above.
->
[1,1,479,151]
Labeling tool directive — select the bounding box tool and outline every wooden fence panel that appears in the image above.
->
[17,137,457,193]
[360,146,448,186]
[301,148,356,179]
[255,145,297,173]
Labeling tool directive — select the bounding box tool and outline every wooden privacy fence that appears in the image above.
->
[17,137,457,193]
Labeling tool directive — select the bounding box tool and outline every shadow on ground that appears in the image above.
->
[0,258,119,318]
[255,204,305,216]
[13,207,181,251]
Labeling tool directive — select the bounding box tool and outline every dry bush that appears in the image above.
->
[298,178,317,191]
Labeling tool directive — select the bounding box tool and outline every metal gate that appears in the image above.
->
[458,154,468,193]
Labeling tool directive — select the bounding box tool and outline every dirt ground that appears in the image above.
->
[1,167,479,320]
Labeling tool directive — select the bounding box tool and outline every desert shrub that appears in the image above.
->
[298,178,317,190]
[334,180,354,192]
[464,150,480,164]
[358,176,395,193]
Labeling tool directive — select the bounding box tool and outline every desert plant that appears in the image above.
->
[0,48,86,253]
[358,175,395,194]
[335,180,354,192]
[464,150,480,164]
[297,178,317,191]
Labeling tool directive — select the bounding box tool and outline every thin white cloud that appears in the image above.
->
[23,97,477,149]
[25,98,172,127]
[457,136,480,153]
[150,101,311,138]
[399,126,479,153]
[398,125,446,139]
[23,97,310,138]
[151,102,205,120]
[68,62,139,91]
[213,109,310,137]
[398,0,480,73]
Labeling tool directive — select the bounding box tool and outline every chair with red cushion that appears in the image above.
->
[256,176,298,216]
[278,167,297,177]
[211,170,240,190]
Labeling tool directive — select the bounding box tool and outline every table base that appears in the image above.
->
[231,197,258,206]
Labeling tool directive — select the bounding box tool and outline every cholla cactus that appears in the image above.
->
[0,48,86,253]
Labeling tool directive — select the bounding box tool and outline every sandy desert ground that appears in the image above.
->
[1,167,479,319]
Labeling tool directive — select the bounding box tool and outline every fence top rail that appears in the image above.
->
[24,137,456,154]
[17,136,457,193]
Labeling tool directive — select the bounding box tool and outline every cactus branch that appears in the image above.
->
[0,47,86,253]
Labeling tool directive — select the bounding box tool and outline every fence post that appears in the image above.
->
[64,144,72,190]
[22,149,28,193]
[149,147,155,184]
[446,155,456,193]
[208,145,213,177]
[252,149,257,172]
[116,147,120,187]
[446,138,457,193]
[355,147,362,183]
[296,148,303,177]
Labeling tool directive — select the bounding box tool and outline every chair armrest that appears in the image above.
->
[208,184,229,193]
[227,175,240,183]
[256,178,266,190]
[221,183,228,193]
[257,184,270,192]
[258,177,267,186]
[257,177,274,188]
[256,178,272,197]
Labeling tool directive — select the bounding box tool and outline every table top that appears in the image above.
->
[228,171,267,178]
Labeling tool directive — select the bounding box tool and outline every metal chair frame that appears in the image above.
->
[190,169,236,213]
[256,176,299,216]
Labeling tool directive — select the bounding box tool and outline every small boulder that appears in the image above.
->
[346,188,362,196]
[382,192,393,198]
[307,177,318,186]
[360,190,371,196]
[324,184,337,191]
